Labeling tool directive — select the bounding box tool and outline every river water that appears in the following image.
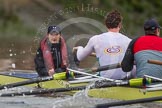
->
[0,92,162,108]
[0,86,162,108]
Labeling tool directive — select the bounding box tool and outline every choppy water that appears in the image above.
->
[1,92,161,108]
[0,86,162,108]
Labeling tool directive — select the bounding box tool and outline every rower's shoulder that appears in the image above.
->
[91,32,108,38]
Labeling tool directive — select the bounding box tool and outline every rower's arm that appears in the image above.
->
[76,38,95,61]
[34,47,49,76]
[121,38,137,72]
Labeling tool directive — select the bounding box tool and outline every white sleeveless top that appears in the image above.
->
[77,32,132,79]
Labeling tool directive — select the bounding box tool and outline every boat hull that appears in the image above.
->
[0,71,162,101]
[88,87,162,100]
[0,72,87,89]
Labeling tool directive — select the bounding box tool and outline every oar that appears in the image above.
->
[0,76,53,90]
[0,85,87,97]
[93,77,155,88]
[69,78,99,84]
[0,77,155,97]
[139,75,162,94]
[148,83,162,88]
[74,74,98,80]
[67,68,122,82]
[67,63,121,82]
[148,59,162,65]
[140,86,162,93]
[0,72,74,90]
[89,63,121,73]
[95,96,162,108]
[144,74,162,81]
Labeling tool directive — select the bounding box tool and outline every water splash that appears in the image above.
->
[52,81,115,108]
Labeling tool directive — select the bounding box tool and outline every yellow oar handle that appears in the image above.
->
[53,71,74,80]
[129,78,151,87]
[148,59,162,65]
[129,78,143,86]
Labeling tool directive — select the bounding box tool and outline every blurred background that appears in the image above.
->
[0,0,162,71]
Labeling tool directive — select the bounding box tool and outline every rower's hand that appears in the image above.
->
[48,68,54,76]
[72,47,78,54]
[90,52,96,57]
[72,47,80,66]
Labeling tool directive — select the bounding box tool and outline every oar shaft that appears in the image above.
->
[0,86,87,97]
[0,76,53,90]
[69,78,99,84]
[148,60,162,65]
[140,87,162,93]
[68,63,122,82]
[96,96,162,108]
[68,68,105,80]
[94,78,146,88]
[67,68,121,82]
[94,80,129,88]
[144,74,162,81]
[91,63,121,72]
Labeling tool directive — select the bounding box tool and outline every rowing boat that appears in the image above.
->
[0,70,162,101]
[88,87,162,100]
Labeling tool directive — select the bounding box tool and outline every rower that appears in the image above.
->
[73,10,134,80]
[121,19,162,78]
[34,25,68,77]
